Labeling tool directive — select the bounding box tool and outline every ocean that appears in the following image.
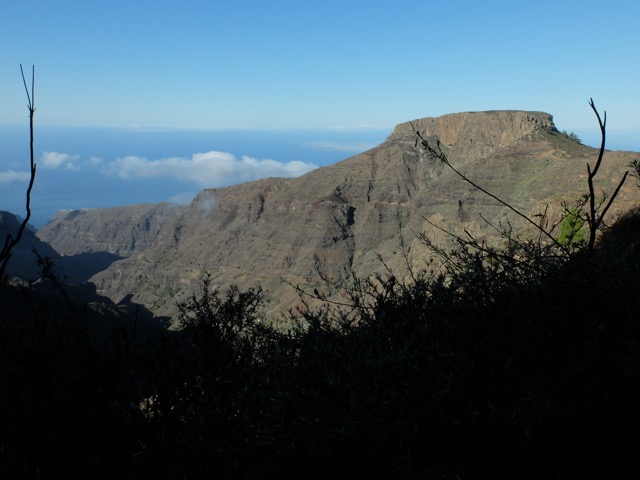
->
[0,125,390,228]
[3,123,639,229]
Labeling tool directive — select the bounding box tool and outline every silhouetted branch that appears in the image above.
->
[631,159,640,186]
[0,65,37,286]
[413,126,564,250]
[413,99,630,256]
[585,98,628,252]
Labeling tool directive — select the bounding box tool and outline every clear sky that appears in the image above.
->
[2,0,640,228]
[1,0,639,134]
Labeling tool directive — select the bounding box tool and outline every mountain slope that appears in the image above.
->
[36,111,640,319]
[1,211,61,280]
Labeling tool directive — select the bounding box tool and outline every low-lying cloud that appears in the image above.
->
[102,150,318,186]
[41,151,80,170]
[0,170,30,184]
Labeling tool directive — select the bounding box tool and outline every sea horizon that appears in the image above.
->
[2,123,640,229]
[1,125,390,228]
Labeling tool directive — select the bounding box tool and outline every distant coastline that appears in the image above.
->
[0,125,389,228]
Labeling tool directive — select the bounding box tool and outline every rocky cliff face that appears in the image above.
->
[390,111,555,160]
[36,111,640,320]
[39,203,183,257]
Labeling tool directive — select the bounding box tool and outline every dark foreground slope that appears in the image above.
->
[3,109,640,478]
[37,111,640,319]
[1,211,61,280]
[2,204,639,479]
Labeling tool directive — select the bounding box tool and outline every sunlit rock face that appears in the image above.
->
[35,111,640,319]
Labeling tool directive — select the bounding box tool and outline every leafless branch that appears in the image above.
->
[412,126,564,250]
[0,65,37,285]
[585,98,628,252]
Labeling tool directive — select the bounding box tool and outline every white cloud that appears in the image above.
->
[0,170,30,184]
[41,151,80,170]
[195,191,216,215]
[102,150,318,186]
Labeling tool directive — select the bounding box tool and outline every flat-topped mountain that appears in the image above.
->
[36,111,640,319]
[389,110,555,157]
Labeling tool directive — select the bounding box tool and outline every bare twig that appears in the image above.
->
[0,65,37,286]
[413,126,564,250]
[585,98,628,252]
[413,99,629,256]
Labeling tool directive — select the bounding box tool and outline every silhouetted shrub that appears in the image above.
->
[2,100,639,479]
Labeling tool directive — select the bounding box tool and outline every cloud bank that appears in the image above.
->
[0,170,30,184]
[101,150,318,186]
[41,151,80,170]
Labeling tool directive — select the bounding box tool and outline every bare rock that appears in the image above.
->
[35,111,640,320]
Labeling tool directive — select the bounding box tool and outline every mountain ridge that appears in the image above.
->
[34,110,640,319]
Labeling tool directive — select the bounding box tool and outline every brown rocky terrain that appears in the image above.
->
[36,111,640,321]
[39,203,183,257]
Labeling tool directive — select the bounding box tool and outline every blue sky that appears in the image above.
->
[1,1,640,227]
[1,0,639,133]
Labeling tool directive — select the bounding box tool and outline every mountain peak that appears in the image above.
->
[390,110,555,142]
[35,110,638,319]
[389,110,556,159]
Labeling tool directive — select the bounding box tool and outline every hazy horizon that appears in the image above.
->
[2,118,639,229]
[2,1,639,130]
[0,125,390,228]
[2,1,640,227]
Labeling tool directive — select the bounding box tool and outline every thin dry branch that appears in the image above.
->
[413,99,629,256]
[0,65,37,284]
[412,126,565,251]
[585,98,629,252]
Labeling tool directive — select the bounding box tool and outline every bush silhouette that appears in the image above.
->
[1,99,639,479]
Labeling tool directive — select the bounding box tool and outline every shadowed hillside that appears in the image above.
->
[1,211,60,280]
[3,106,640,478]
[36,111,640,320]
[3,198,640,479]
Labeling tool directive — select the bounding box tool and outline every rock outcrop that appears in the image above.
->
[38,203,183,257]
[35,111,640,320]
[390,110,556,160]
